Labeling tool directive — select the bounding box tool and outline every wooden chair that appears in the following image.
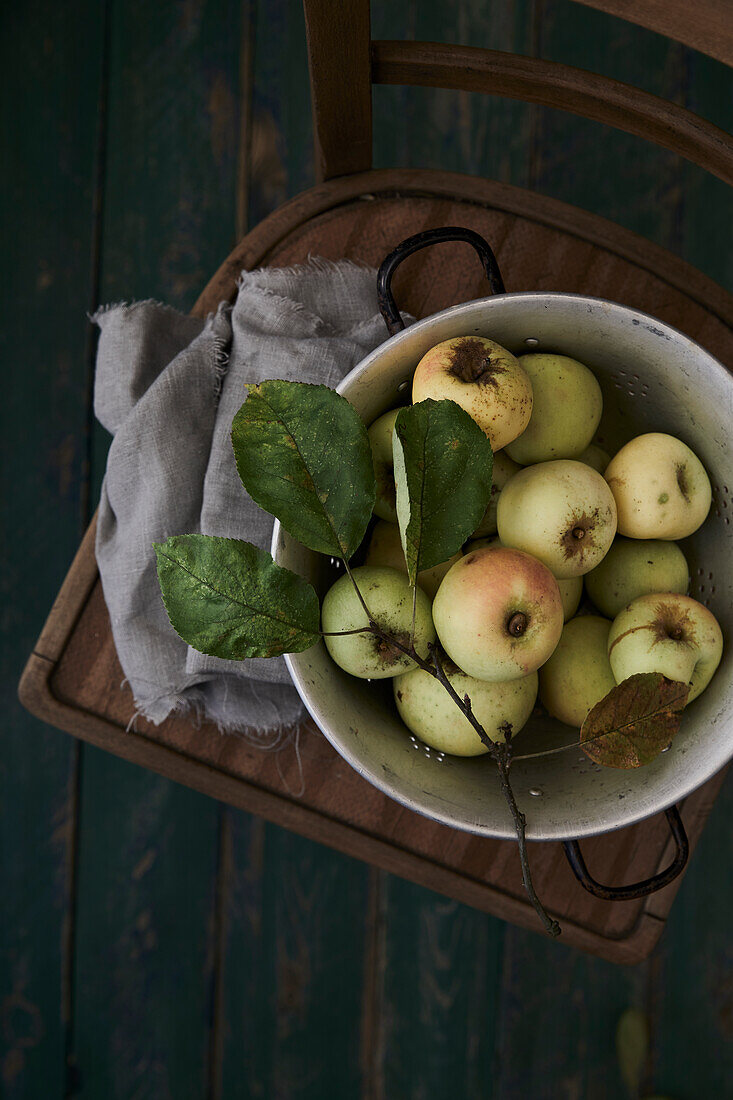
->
[20,0,733,963]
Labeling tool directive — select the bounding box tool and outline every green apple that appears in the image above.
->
[432,546,564,682]
[505,353,603,465]
[364,519,461,600]
[367,408,400,523]
[321,566,436,679]
[604,433,711,539]
[411,336,533,450]
[497,460,617,578]
[608,593,723,702]
[394,660,538,755]
[467,534,581,621]
[470,449,522,537]
[539,615,616,727]
[585,537,689,619]
[577,443,611,475]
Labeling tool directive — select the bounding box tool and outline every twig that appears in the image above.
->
[342,558,373,620]
[359,630,562,937]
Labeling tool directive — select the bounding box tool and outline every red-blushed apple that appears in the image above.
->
[411,336,533,450]
[585,537,689,619]
[604,433,711,539]
[321,566,435,679]
[467,534,582,621]
[364,519,461,600]
[432,546,564,681]
[505,353,603,465]
[470,449,522,537]
[539,615,616,727]
[497,460,617,579]
[608,593,723,702]
[394,660,538,755]
[367,408,399,523]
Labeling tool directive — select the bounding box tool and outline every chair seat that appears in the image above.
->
[20,169,733,962]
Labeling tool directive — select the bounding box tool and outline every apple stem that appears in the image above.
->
[364,627,562,937]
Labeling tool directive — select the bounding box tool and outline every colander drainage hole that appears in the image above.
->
[524,337,539,347]
[528,787,543,797]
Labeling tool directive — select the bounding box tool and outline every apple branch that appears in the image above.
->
[356,625,562,938]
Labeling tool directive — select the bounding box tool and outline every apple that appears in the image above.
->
[394,660,538,755]
[411,336,533,450]
[470,449,522,537]
[577,443,611,475]
[367,408,400,523]
[608,593,723,702]
[497,460,617,578]
[321,566,436,679]
[539,615,616,727]
[585,537,689,619]
[604,433,711,539]
[364,519,461,600]
[505,353,603,465]
[467,534,581,621]
[432,546,564,681]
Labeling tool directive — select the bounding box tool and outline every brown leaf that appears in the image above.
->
[580,673,689,769]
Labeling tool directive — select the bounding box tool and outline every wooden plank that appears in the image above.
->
[369,4,534,1092]
[0,1,105,1096]
[494,3,733,1093]
[217,3,373,1096]
[68,1,246,1095]
[371,0,535,185]
[651,46,733,1098]
[217,817,372,1099]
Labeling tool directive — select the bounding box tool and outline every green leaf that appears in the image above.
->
[154,534,320,660]
[580,673,689,769]
[392,399,493,585]
[231,380,375,559]
[616,1007,649,1095]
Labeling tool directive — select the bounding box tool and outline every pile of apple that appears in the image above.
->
[321,336,724,757]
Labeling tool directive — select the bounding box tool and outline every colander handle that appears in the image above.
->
[376,226,506,336]
[562,804,689,901]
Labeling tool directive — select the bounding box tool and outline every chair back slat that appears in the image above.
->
[372,41,733,186]
[302,0,732,184]
[573,0,733,67]
[304,0,372,181]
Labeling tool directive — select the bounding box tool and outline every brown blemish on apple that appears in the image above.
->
[676,463,691,502]
[448,338,508,387]
[560,509,600,564]
[463,554,478,565]
[658,492,669,504]
[608,601,697,655]
[372,628,411,668]
[650,601,696,647]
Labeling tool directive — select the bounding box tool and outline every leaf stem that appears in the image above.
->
[320,627,374,637]
[342,558,373,621]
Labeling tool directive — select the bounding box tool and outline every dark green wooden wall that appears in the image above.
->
[2,2,731,1097]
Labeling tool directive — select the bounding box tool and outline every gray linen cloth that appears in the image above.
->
[94,260,395,735]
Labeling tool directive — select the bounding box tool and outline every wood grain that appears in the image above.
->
[371,40,733,185]
[67,3,245,1096]
[0,3,105,1096]
[304,0,372,180]
[574,0,733,66]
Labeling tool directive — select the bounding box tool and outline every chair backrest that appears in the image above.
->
[303,0,733,185]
